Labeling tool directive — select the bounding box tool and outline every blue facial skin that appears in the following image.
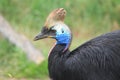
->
[52,23,72,51]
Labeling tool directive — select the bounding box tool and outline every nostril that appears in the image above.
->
[62,30,64,33]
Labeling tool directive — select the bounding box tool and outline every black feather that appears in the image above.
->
[48,30,120,80]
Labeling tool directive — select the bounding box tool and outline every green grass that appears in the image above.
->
[0,37,48,79]
[0,0,120,79]
[0,0,120,36]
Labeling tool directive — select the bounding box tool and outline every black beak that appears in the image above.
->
[34,33,47,41]
[34,27,56,41]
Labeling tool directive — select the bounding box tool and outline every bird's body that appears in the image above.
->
[34,8,120,80]
[48,30,120,80]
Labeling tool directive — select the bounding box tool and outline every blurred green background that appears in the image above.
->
[0,0,120,80]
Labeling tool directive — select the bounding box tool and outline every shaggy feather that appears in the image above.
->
[48,30,120,80]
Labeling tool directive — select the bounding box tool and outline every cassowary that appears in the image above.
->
[34,8,120,80]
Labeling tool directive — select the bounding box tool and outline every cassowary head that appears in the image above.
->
[34,8,72,49]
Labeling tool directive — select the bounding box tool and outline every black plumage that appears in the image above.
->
[48,31,120,80]
[34,8,120,80]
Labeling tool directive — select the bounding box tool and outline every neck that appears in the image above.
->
[50,44,70,55]
[48,44,70,79]
[48,44,70,67]
[56,40,71,52]
[56,33,72,52]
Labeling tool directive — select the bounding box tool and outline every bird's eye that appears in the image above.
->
[62,30,64,33]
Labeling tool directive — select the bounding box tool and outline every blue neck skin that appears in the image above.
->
[55,32,72,52]
[56,34,71,52]
[52,23,72,52]
[56,33,71,44]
